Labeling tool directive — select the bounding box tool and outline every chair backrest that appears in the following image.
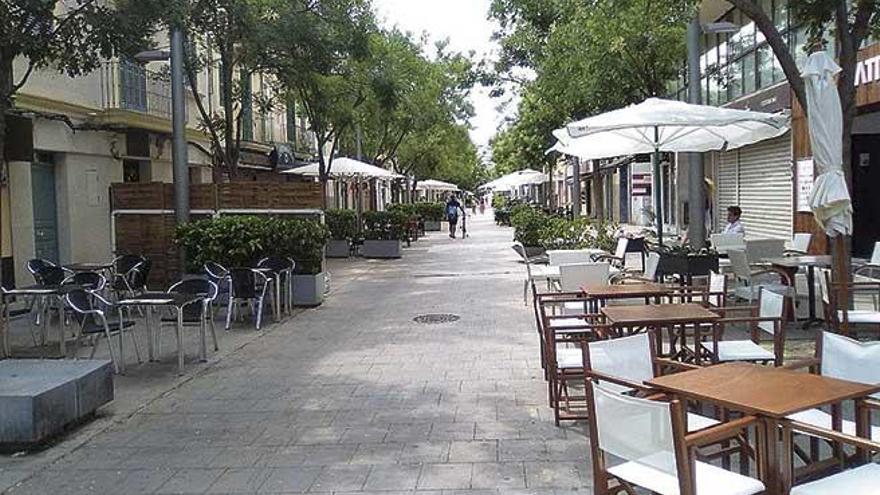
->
[114,254,144,275]
[229,268,266,299]
[872,242,880,266]
[791,233,812,253]
[26,258,55,276]
[65,288,98,325]
[757,287,785,335]
[127,262,150,290]
[258,256,293,273]
[728,249,752,282]
[614,237,629,260]
[710,233,745,253]
[708,271,727,307]
[587,333,654,394]
[559,262,610,292]
[64,272,106,291]
[35,266,67,286]
[204,262,229,284]
[644,252,661,281]
[745,238,786,262]
[169,278,218,301]
[549,250,593,266]
[590,382,680,479]
[821,332,880,399]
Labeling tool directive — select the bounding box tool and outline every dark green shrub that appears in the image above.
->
[510,205,547,247]
[415,202,445,221]
[325,209,358,240]
[175,215,330,275]
[362,211,408,240]
[537,217,621,252]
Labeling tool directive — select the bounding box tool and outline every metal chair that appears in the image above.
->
[157,279,220,360]
[65,289,140,374]
[258,256,295,317]
[225,268,269,330]
[62,272,107,292]
[585,381,765,495]
[112,255,147,295]
[728,249,793,302]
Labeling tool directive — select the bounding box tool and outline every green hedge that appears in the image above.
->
[510,205,546,247]
[325,209,358,240]
[538,216,619,252]
[175,215,330,275]
[362,211,409,240]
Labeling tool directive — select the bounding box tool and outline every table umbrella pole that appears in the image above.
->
[652,127,663,245]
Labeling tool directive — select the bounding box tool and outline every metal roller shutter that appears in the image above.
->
[737,135,792,240]
[716,150,739,232]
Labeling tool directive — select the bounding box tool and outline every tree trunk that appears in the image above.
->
[0,53,11,347]
[220,47,237,178]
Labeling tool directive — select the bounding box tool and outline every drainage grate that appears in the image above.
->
[413,313,460,324]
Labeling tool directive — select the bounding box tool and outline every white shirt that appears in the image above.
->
[723,219,745,235]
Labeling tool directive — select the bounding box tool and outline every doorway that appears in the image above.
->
[852,134,880,257]
[31,154,59,263]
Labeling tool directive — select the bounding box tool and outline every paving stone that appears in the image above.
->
[206,467,271,493]
[309,464,371,492]
[362,463,421,491]
[471,463,526,489]
[418,463,474,490]
[155,468,226,494]
[448,441,498,463]
[523,462,586,489]
[258,467,322,493]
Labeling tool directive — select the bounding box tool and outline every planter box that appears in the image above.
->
[293,272,327,307]
[325,239,351,258]
[362,240,402,259]
[424,220,442,231]
[656,252,719,278]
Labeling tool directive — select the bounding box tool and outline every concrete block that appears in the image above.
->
[0,359,113,446]
[361,240,402,259]
[292,272,326,307]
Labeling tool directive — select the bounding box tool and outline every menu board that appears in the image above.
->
[796,158,814,213]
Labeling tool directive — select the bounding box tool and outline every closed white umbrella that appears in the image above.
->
[551,98,789,243]
[803,51,852,237]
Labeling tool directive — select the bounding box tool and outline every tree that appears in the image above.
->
[258,0,374,205]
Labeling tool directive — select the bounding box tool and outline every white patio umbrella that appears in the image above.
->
[552,97,789,243]
[282,157,402,179]
[415,179,459,192]
[803,51,851,237]
[481,169,547,191]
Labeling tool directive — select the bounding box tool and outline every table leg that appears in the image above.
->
[807,266,817,322]
[763,418,782,495]
[57,296,66,357]
[145,306,155,362]
[176,307,184,374]
[199,304,207,363]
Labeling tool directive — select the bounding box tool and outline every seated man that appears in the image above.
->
[723,206,745,235]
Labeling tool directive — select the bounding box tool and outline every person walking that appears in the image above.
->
[446,194,463,239]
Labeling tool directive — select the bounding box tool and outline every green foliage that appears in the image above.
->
[415,202,445,222]
[387,203,418,219]
[362,211,408,241]
[325,209,358,240]
[175,216,330,275]
[534,216,620,252]
[510,205,547,247]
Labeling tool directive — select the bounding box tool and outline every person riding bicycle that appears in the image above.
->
[446,194,463,239]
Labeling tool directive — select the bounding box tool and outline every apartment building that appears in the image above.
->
[0,42,318,287]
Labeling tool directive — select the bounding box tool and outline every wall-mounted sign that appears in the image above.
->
[796,158,814,212]
[855,55,880,87]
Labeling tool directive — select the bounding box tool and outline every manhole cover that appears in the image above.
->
[413,313,460,324]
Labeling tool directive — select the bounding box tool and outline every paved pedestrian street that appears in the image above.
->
[1,213,592,494]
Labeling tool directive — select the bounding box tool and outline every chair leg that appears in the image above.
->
[89,335,99,359]
[225,297,234,330]
[129,327,142,364]
[104,329,120,374]
[209,315,219,351]
[255,297,263,330]
[523,279,528,305]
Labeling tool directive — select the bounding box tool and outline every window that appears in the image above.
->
[701,76,709,104]
[708,74,721,106]
[123,160,141,183]
[773,0,788,33]
[742,52,756,94]
[757,45,774,88]
[791,26,808,69]
[728,61,743,101]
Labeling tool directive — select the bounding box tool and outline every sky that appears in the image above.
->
[372,0,513,160]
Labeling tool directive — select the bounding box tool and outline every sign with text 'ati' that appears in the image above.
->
[855,55,880,87]
[632,173,652,197]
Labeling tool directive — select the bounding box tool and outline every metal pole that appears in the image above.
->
[571,158,581,217]
[653,128,663,245]
[687,14,706,248]
[170,26,190,273]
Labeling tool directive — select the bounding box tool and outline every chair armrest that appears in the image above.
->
[782,357,821,370]
[686,415,758,447]
[654,357,701,372]
[784,249,808,256]
[591,254,622,263]
[715,315,782,325]
[586,370,654,393]
[789,420,880,453]
[750,268,793,285]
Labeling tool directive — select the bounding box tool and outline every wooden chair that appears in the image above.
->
[584,381,765,495]
[701,287,788,366]
[787,422,880,495]
[784,332,880,468]
[728,249,794,303]
[610,251,661,284]
[536,293,607,425]
[818,268,880,336]
[592,237,629,270]
[785,232,813,256]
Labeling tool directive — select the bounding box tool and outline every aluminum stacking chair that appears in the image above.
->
[515,243,556,305]
[585,382,765,495]
[225,268,269,330]
[158,279,220,360]
[728,249,793,302]
[65,289,140,374]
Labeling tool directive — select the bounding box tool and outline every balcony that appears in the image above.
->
[101,59,172,119]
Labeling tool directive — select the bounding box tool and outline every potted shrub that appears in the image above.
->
[510,205,547,257]
[325,209,357,258]
[417,202,445,231]
[361,210,406,258]
[388,203,420,241]
[276,218,331,306]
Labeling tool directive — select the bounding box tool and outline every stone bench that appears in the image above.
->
[0,360,113,447]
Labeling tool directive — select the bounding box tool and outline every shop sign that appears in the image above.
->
[855,54,880,87]
[796,158,814,213]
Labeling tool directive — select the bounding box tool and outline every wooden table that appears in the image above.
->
[581,282,672,302]
[767,255,832,325]
[601,303,720,362]
[648,362,880,494]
